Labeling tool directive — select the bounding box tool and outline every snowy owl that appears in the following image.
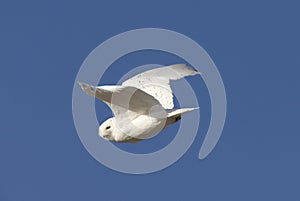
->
[79,64,200,143]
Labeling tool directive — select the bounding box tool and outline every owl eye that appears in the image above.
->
[106,126,111,130]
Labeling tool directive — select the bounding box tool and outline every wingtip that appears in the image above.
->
[183,64,201,75]
[77,81,90,91]
[78,81,89,86]
[190,107,200,111]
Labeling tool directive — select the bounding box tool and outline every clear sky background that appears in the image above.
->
[1,1,299,200]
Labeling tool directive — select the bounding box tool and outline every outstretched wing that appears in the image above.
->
[122,64,200,109]
[78,82,164,119]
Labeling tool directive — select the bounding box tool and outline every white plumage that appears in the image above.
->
[79,64,200,143]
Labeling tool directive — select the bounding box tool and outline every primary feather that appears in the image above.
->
[122,64,200,109]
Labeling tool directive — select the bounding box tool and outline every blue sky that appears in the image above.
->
[1,0,299,200]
